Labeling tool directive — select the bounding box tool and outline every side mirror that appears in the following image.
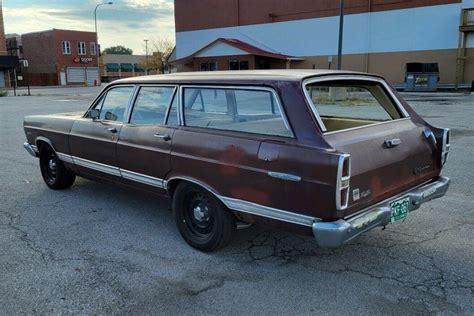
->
[88,108,100,120]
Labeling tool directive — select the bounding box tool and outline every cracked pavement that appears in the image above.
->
[0,88,473,314]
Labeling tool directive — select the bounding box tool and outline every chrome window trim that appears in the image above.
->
[125,84,178,125]
[84,84,136,120]
[302,75,411,133]
[178,85,295,138]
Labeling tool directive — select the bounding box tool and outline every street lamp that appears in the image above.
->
[144,39,149,75]
[337,0,344,70]
[94,1,113,56]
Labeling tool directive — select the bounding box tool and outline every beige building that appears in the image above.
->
[100,54,148,82]
[172,0,474,88]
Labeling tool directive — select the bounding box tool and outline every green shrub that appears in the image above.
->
[0,90,8,97]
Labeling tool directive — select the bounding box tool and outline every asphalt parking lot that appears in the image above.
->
[0,87,473,314]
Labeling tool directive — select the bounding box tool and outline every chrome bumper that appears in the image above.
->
[313,176,450,248]
[24,142,39,157]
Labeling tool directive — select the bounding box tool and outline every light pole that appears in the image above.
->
[94,1,113,56]
[144,39,149,75]
[337,0,344,70]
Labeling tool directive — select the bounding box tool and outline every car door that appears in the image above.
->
[116,85,178,193]
[69,85,135,181]
[171,86,310,215]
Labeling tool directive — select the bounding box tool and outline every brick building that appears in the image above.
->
[0,2,17,88]
[172,0,474,87]
[21,29,99,86]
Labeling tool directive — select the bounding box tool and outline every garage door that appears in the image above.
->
[86,68,99,86]
[66,67,86,83]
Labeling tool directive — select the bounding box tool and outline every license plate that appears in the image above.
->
[390,197,410,223]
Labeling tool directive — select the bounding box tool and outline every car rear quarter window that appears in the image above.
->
[98,86,134,122]
[130,86,175,125]
[305,81,403,133]
[183,87,291,138]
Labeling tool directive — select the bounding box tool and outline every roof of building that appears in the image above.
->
[171,38,304,64]
[113,69,381,84]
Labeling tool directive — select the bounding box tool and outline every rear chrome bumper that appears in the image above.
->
[313,176,450,248]
[24,142,39,157]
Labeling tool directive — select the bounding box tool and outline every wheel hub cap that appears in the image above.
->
[193,205,209,222]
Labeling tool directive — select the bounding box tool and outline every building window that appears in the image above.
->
[90,42,97,56]
[229,60,249,70]
[78,42,86,55]
[61,41,71,55]
[200,61,218,71]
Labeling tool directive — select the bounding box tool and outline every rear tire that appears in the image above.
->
[39,145,76,190]
[173,182,236,252]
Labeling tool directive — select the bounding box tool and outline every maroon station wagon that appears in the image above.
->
[23,70,451,251]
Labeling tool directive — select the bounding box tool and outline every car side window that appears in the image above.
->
[98,86,134,122]
[183,87,292,138]
[130,86,175,125]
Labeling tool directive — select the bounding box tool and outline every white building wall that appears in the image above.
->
[176,3,468,59]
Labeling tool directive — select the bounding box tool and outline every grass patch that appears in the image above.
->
[0,90,8,97]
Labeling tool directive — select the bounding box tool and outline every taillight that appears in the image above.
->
[336,154,351,210]
[441,128,450,166]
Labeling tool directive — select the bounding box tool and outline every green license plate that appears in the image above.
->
[390,197,410,223]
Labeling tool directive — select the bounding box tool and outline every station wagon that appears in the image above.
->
[23,70,450,251]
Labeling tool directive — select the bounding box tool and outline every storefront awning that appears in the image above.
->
[0,56,19,68]
[106,63,120,71]
[120,63,134,71]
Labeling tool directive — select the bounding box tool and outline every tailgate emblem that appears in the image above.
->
[413,165,431,175]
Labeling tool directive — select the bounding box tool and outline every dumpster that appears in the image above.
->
[405,63,439,92]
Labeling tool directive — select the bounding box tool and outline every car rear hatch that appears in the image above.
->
[325,118,440,216]
[303,75,444,217]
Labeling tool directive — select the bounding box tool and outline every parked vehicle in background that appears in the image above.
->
[23,70,450,251]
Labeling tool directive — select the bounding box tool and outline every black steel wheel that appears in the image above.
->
[39,144,76,190]
[173,182,236,252]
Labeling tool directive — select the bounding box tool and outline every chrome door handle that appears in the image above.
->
[154,133,171,141]
[385,138,401,148]
[105,127,117,133]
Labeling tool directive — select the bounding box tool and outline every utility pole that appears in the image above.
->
[144,39,149,75]
[337,0,345,70]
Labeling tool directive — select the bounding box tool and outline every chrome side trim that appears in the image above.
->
[56,153,74,164]
[267,171,301,182]
[121,169,165,188]
[72,156,121,177]
[221,196,318,227]
[302,75,411,133]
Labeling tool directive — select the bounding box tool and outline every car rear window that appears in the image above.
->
[305,80,403,133]
[183,87,292,138]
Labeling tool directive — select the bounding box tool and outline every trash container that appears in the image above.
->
[405,63,440,92]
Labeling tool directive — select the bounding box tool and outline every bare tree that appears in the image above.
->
[143,38,175,74]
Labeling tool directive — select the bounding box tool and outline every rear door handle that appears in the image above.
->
[385,138,401,148]
[154,133,171,141]
[105,127,117,133]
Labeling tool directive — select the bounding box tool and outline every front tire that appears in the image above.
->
[173,182,236,252]
[39,145,76,190]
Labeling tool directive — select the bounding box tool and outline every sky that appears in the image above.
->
[2,0,175,54]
